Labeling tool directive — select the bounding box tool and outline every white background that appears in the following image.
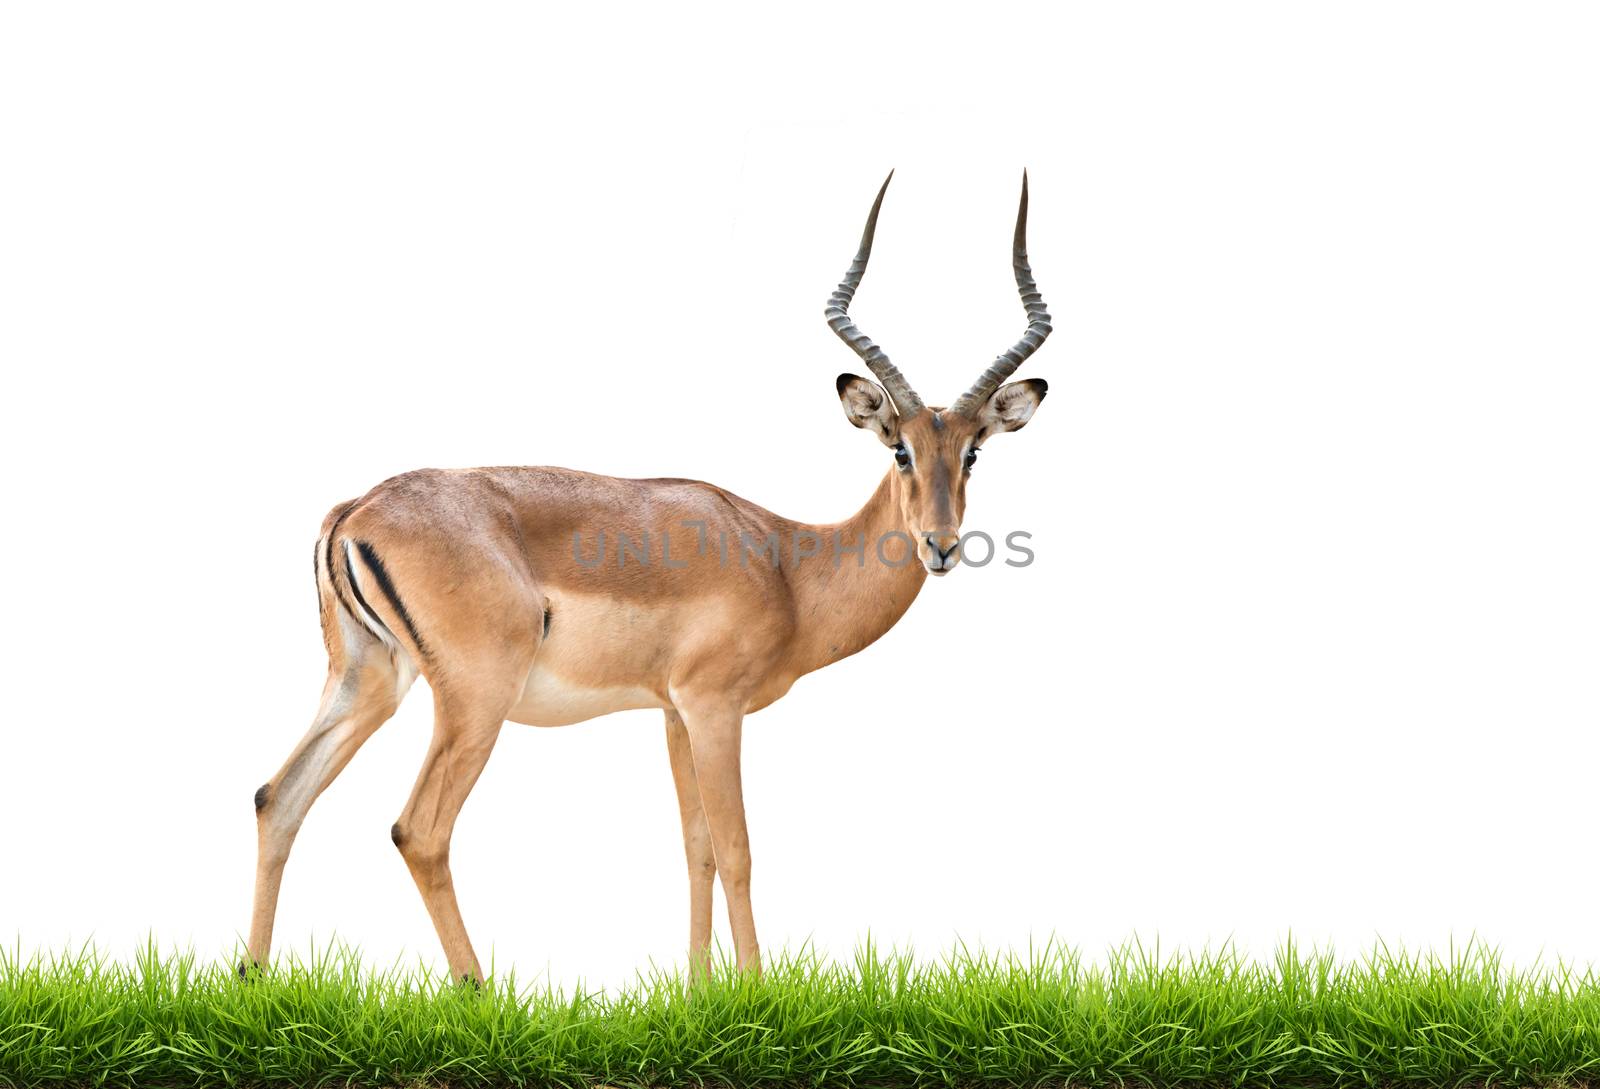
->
[2,2,1597,991]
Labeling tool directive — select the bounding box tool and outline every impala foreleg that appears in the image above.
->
[664,709,716,978]
[675,697,760,974]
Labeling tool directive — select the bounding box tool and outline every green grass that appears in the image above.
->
[2,938,1597,1087]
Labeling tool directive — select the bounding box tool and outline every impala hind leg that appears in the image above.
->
[390,676,522,983]
[246,636,411,971]
[676,697,761,974]
[665,709,716,978]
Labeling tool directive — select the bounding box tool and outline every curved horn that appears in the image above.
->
[951,171,1052,417]
[824,171,924,418]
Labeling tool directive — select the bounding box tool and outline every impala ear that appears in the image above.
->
[977,378,1047,436]
[836,373,899,445]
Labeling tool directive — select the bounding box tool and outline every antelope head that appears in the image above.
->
[827,172,1052,575]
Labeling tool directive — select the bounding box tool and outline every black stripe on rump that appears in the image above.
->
[326,508,363,622]
[351,539,429,656]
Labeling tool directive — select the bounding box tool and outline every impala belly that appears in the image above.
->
[506,665,662,726]
[504,590,672,727]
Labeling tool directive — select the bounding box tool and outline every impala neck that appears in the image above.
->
[786,469,928,678]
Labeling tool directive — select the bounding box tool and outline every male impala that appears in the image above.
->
[246,172,1053,982]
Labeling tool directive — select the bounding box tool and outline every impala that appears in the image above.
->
[246,172,1053,982]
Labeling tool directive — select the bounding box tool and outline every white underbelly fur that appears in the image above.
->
[506,662,663,727]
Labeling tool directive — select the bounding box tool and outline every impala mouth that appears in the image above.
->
[922,542,960,576]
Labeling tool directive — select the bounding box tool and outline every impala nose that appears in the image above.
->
[920,532,961,575]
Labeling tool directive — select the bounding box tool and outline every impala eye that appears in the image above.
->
[964,447,980,470]
[893,443,911,470]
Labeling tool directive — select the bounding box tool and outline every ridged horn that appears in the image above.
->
[950,171,1052,417]
[823,171,924,418]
